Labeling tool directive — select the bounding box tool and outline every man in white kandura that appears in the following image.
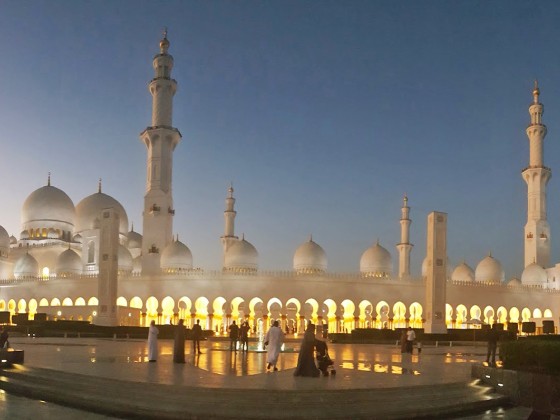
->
[264,320,284,372]
[148,320,159,362]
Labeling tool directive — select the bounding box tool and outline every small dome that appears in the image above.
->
[521,262,547,286]
[21,184,75,232]
[128,228,143,249]
[14,253,38,278]
[9,235,17,245]
[451,262,475,283]
[293,238,327,274]
[132,255,142,274]
[161,239,193,271]
[118,245,133,274]
[507,278,522,287]
[72,233,82,244]
[475,254,505,284]
[20,230,29,240]
[224,238,258,273]
[75,191,128,235]
[360,241,392,278]
[55,248,82,276]
[0,226,9,258]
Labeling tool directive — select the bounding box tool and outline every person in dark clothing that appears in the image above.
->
[229,321,239,351]
[0,328,8,349]
[192,319,203,354]
[173,319,186,363]
[294,323,320,377]
[240,321,250,352]
[486,324,500,367]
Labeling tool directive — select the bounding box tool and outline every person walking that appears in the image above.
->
[486,324,500,367]
[229,320,239,351]
[240,321,250,352]
[192,319,203,354]
[173,319,186,363]
[405,326,416,354]
[147,320,159,362]
[264,320,284,371]
[294,323,320,377]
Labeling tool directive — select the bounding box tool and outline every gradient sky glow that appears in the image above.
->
[1,1,560,278]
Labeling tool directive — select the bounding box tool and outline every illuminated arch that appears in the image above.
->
[161,296,175,324]
[445,303,453,328]
[509,307,520,323]
[521,307,531,322]
[146,296,159,314]
[393,301,407,329]
[88,297,98,306]
[7,299,15,314]
[231,297,245,322]
[130,296,143,309]
[376,301,390,329]
[39,298,48,307]
[483,306,494,324]
[116,297,127,307]
[544,309,553,318]
[533,308,542,319]
[496,306,507,324]
[28,299,37,314]
[359,300,374,328]
[267,297,282,313]
[286,298,301,314]
[0,300,5,311]
[469,305,481,322]
[302,298,318,325]
[62,298,73,306]
[17,299,27,313]
[409,302,423,329]
[194,297,209,317]
[285,298,301,333]
[340,299,355,331]
[50,298,61,306]
[456,304,468,328]
[75,297,86,306]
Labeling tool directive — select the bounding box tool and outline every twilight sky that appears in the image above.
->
[1,1,560,278]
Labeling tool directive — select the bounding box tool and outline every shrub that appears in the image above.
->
[501,339,560,375]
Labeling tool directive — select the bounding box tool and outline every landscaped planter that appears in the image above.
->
[472,364,560,415]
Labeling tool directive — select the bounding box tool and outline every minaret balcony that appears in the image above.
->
[526,232,534,239]
[149,204,161,214]
[148,245,160,254]
[540,233,548,241]
[521,165,551,173]
[168,207,175,215]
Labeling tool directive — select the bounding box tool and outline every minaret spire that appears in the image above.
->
[523,82,551,268]
[396,194,413,279]
[221,184,238,261]
[47,172,51,186]
[141,31,183,274]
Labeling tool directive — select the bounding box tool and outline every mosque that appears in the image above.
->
[0,33,558,334]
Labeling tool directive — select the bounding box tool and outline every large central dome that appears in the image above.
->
[75,191,129,235]
[21,184,75,234]
[293,237,327,274]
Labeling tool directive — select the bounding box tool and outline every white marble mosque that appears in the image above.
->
[0,33,558,334]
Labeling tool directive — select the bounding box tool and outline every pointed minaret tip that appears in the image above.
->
[228,183,234,198]
[533,79,540,104]
[159,27,170,54]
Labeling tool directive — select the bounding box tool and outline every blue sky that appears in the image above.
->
[1,1,560,277]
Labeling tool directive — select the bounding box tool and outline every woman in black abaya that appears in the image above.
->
[293,323,320,377]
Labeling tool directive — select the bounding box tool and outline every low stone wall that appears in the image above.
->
[472,363,560,415]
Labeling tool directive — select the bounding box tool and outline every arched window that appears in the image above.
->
[87,241,95,264]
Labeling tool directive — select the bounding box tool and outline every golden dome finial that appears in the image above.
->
[533,79,540,104]
[98,178,102,193]
[159,27,170,54]
[47,172,51,186]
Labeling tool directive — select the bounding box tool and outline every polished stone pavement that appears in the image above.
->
[0,336,533,418]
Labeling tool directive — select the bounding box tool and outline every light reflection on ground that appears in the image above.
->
[81,341,483,377]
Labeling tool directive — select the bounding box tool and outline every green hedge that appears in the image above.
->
[501,339,560,375]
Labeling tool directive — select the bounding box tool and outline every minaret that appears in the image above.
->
[523,81,551,268]
[141,29,182,274]
[221,185,238,262]
[396,195,413,279]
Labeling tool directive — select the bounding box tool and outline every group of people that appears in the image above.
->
[147,319,204,363]
[228,320,251,351]
[293,323,334,377]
